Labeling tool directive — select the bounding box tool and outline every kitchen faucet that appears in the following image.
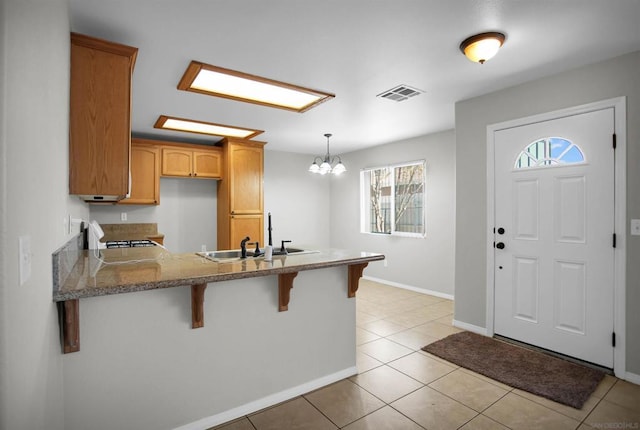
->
[240,236,251,259]
[266,214,293,255]
[251,241,262,257]
[280,240,292,253]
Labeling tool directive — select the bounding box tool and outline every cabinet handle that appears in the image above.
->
[231,211,235,214]
[193,172,197,177]
[189,172,192,177]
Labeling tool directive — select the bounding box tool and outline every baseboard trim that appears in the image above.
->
[453,320,488,335]
[173,366,358,430]
[623,371,640,385]
[362,276,454,301]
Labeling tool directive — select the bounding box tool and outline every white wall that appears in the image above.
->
[264,150,331,250]
[330,131,456,296]
[62,268,354,430]
[454,51,640,374]
[0,1,89,429]
[90,178,218,253]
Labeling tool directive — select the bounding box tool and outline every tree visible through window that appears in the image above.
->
[361,161,425,236]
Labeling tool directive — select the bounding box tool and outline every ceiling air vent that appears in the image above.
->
[377,85,423,102]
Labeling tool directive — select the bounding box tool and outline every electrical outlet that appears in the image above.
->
[631,219,640,236]
[19,235,31,285]
[383,259,388,267]
[121,212,127,222]
[201,244,207,252]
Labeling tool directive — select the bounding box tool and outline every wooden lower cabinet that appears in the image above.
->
[228,214,264,249]
[120,142,160,205]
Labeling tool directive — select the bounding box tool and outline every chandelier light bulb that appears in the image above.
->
[308,162,320,173]
[332,161,346,175]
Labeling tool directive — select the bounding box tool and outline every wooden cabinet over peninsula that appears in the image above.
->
[161,145,222,179]
[69,33,138,201]
[217,138,266,250]
[120,139,160,205]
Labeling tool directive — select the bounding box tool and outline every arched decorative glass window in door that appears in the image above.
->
[515,137,585,169]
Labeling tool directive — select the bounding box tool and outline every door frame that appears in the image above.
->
[485,97,626,376]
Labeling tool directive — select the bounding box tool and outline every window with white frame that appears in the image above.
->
[360,161,425,236]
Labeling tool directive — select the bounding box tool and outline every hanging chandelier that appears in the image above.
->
[308,133,346,175]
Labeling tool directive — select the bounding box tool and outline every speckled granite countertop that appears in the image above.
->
[53,246,384,302]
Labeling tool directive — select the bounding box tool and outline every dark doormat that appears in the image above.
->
[422,331,606,409]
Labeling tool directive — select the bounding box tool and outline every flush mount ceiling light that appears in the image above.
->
[459,32,506,64]
[308,133,346,176]
[177,61,335,112]
[154,115,263,139]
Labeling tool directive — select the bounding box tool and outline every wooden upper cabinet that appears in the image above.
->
[161,146,221,178]
[227,142,264,214]
[120,140,160,205]
[162,148,192,177]
[69,33,138,201]
[217,138,266,250]
[193,150,222,178]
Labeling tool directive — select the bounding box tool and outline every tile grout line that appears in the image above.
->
[385,403,430,430]
[508,390,592,427]
[576,378,619,428]
[346,367,429,429]
[299,394,343,429]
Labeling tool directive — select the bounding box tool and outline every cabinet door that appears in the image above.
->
[162,148,193,177]
[229,215,264,249]
[121,145,160,205]
[229,145,263,213]
[69,34,136,198]
[193,150,221,178]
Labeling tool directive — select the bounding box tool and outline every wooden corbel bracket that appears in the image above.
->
[278,272,298,312]
[348,263,369,298]
[191,283,207,328]
[58,299,80,354]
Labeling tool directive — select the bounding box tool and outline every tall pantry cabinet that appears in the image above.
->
[217,139,266,250]
[69,33,138,201]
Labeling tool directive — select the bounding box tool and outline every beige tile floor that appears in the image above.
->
[212,279,640,430]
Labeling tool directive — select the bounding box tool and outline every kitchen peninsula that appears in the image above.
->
[54,240,383,350]
[52,235,383,429]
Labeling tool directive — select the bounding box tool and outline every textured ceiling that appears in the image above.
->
[69,0,640,154]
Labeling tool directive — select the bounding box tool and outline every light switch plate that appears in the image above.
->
[19,235,31,285]
[631,219,640,236]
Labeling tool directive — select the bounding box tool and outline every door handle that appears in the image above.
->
[495,242,505,249]
[497,227,505,235]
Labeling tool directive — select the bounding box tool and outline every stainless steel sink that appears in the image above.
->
[210,250,242,259]
[197,250,243,261]
[197,248,318,262]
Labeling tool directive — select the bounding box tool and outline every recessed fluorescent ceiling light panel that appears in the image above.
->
[178,61,335,112]
[154,115,263,139]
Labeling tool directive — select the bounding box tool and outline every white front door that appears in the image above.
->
[493,107,615,368]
